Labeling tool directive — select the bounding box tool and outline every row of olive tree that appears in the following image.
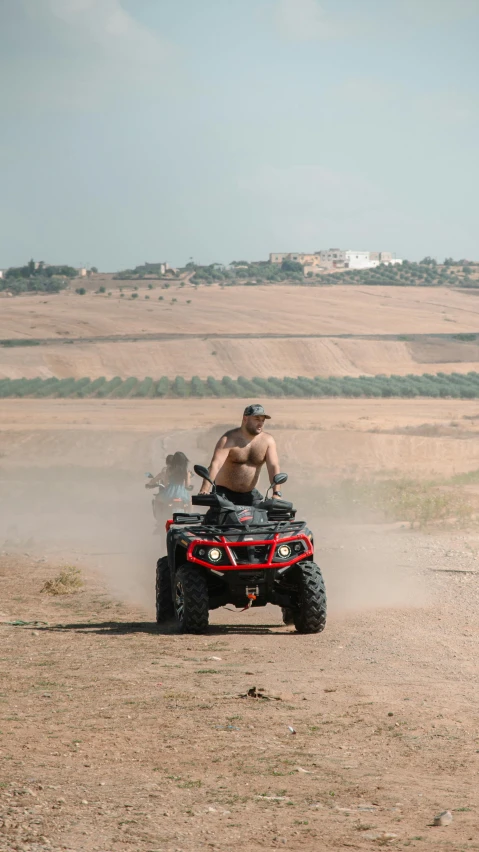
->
[3,372,479,399]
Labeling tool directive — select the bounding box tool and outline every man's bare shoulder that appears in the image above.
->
[220,427,242,445]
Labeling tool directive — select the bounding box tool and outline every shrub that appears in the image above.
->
[237,376,269,397]
[172,376,190,397]
[75,287,86,295]
[79,377,106,397]
[252,377,282,397]
[155,377,169,397]
[32,378,61,398]
[133,377,154,397]
[222,376,241,396]
[111,377,139,398]
[95,377,123,397]
[191,376,206,397]
[207,377,227,397]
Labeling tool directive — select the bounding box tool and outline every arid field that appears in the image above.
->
[1,284,479,379]
[1,284,478,851]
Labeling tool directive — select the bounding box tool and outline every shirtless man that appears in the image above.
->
[199,404,282,505]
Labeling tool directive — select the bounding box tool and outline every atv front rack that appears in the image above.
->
[172,515,307,535]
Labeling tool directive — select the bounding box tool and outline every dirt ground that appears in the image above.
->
[0,393,479,851]
[1,521,478,852]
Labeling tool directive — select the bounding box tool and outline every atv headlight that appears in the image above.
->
[208,547,222,563]
[277,544,292,559]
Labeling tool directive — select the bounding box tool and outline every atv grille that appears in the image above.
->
[230,545,270,565]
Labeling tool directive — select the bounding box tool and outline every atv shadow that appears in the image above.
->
[37,620,289,636]
[37,621,177,636]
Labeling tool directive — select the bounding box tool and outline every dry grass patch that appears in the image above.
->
[311,477,477,528]
[41,566,83,596]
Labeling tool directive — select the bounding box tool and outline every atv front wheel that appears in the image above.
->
[156,556,174,623]
[293,561,327,634]
[174,563,209,634]
[281,607,295,626]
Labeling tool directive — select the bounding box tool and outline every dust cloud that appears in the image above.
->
[0,427,426,619]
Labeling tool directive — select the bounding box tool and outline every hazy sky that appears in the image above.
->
[1,0,478,270]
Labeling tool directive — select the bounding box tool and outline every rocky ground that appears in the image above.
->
[1,524,478,852]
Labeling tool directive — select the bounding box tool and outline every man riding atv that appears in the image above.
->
[155,411,327,633]
[200,404,283,506]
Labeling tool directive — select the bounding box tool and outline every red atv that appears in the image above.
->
[155,465,327,634]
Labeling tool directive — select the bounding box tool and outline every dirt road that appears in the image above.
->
[1,522,478,852]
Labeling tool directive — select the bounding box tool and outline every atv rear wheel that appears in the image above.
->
[293,561,327,634]
[156,556,174,623]
[174,563,209,634]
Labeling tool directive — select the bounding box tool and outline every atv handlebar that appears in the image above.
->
[192,493,217,506]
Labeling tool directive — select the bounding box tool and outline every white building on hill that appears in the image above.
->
[272,248,403,273]
[345,250,373,269]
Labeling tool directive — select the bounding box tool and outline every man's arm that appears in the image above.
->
[200,435,230,493]
[265,437,281,497]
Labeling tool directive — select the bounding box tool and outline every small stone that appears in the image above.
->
[81,799,88,805]
[434,810,453,826]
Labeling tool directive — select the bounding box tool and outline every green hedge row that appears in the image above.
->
[2,372,479,399]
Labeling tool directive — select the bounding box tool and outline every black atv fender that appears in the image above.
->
[166,530,189,579]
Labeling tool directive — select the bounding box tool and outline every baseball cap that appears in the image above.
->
[243,404,271,419]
